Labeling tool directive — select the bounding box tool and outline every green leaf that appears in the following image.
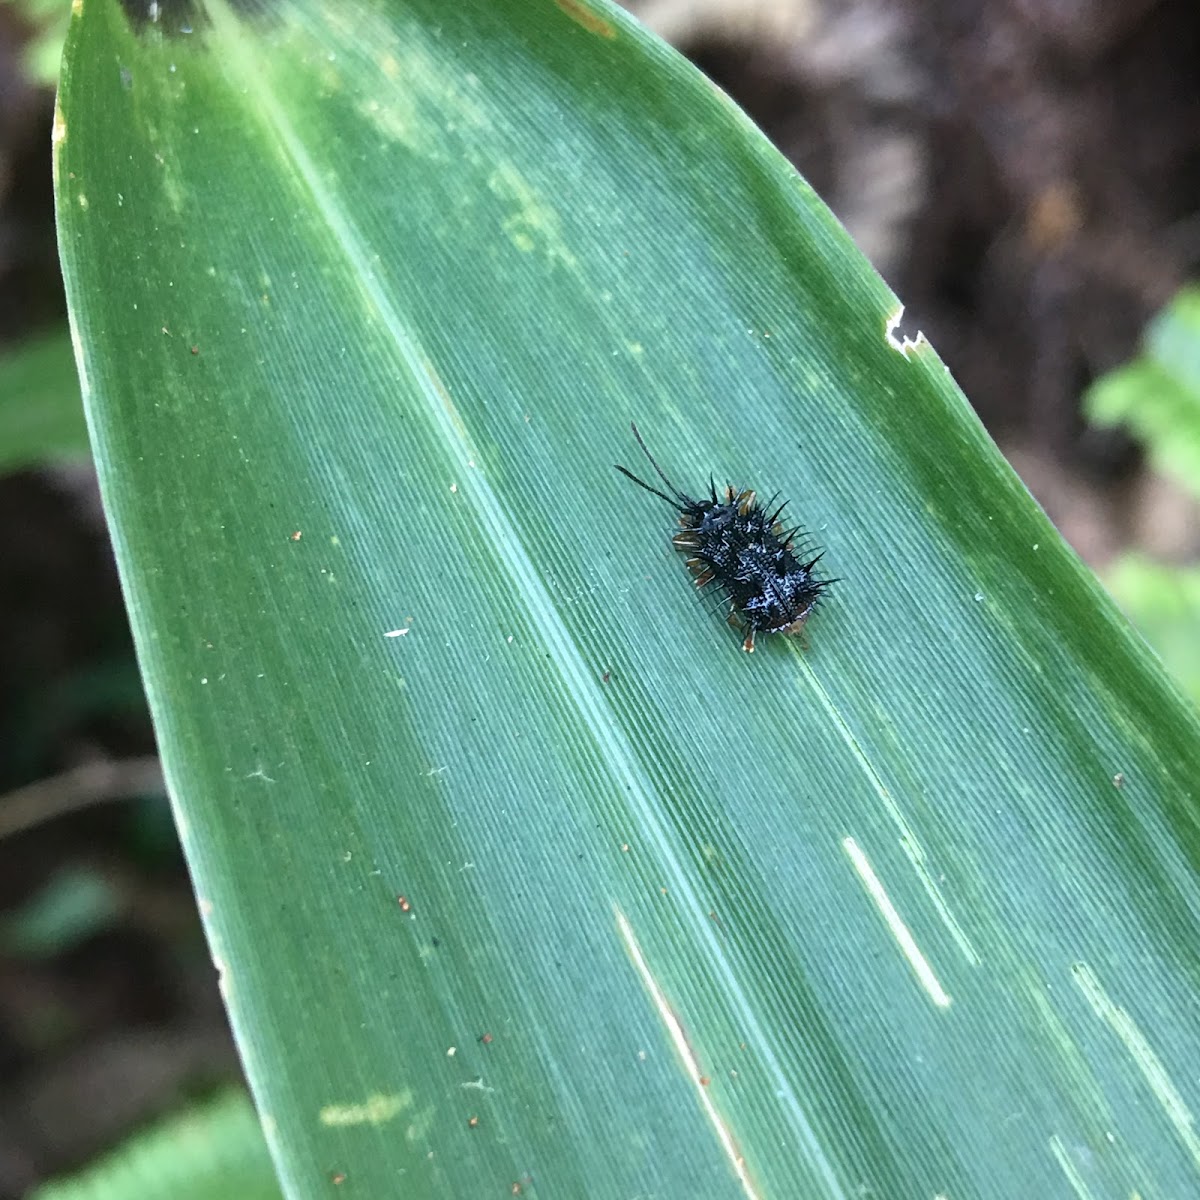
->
[0,866,122,958]
[1106,553,1200,707]
[31,1089,282,1200]
[15,0,73,87]
[55,2,1200,1197]
[0,328,89,472]
[1086,284,1200,501]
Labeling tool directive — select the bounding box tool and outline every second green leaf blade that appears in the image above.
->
[55,0,1200,1196]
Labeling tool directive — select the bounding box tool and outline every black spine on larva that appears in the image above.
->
[615,423,835,651]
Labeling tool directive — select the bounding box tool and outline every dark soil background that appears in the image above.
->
[1,1,1198,1194]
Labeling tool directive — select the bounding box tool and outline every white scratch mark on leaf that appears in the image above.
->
[616,907,761,1200]
[1048,1134,1098,1200]
[898,833,980,967]
[842,837,952,1009]
[801,675,976,968]
[1072,961,1200,1170]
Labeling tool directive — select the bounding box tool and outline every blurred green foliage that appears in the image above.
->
[1104,555,1200,705]
[1086,284,1200,705]
[1088,285,1200,497]
[0,329,89,471]
[30,1089,282,1200]
[0,867,122,958]
[5,0,71,86]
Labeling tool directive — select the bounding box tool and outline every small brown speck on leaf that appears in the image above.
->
[331,1172,346,1185]
[468,1115,479,1128]
[190,344,199,355]
[479,1032,493,1045]
[397,895,411,913]
[290,530,302,541]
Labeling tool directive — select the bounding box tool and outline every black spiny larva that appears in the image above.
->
[615,423,835,653]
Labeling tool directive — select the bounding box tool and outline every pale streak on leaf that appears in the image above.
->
[842,837,952,1009]
[615,907,761,1200]
[1071,961,1200,1171]
[805,671,977,967]
[319,1091,411,1127]
[898,831,981,967]
[1048,1133,1100,1200]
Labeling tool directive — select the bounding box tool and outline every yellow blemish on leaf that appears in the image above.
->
[319,1091,411,1128]
[327,9,487,155]
[554,0,617,39]
[488,163,578,270]
[144,122,186,215]
[358,96,424,153]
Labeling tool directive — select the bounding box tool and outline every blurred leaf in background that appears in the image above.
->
[1087,283,1200,705]
[30,1089,282,1200]
[1104,555,1200,706]
[0,329,88,472]
[5,0,72,88]
[0,866,123,958]
[1087,285,1200,499]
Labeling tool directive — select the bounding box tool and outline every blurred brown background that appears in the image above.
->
[0,0,1197,1194]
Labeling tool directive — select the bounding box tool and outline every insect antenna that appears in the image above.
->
[613,422,691,510]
